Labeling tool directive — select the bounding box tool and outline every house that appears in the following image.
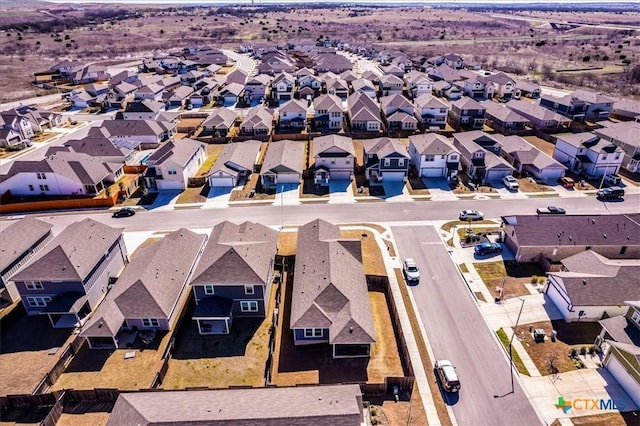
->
[350,79,377,99]
[71,64,109,84]
[297,72,322,93]
[312,94,344,131]
[481,100,531,133]
[515,80,541,99]
[460,76,490,99]
[122,99,165,121]
[208,140,262,187]
[96,119,174,149]
[363,137,410,184]
[80,229,207,349]
[69,90,95,109]
[0,218,53,305]
[593,121,640,174]
[449,97,486,130]
[453,131,515,183]
[428,64,461,83]
[257,51,296,75]
[325,77,349,100]
[379,74,404,97]
[278,99,308,131]
[596,301,640,408]
[493,134,567,182]
[404,71,433,99]
[64,136,135,165]
[408,133,459,178]
[381,64,404,78]
[413,93,449,129]
[311,52,353,74]
[0,150,124,197]
[260,140,304,189]
[134,83,164,102]
[443,53,464,69]
[347,91,382,133]
[201,108,239,137]
[479,72,516,100]
[570,89,616,121]
[544,250,640,322]
[506,99,571,131]
[380,94,417,131]
[188,221,278,335]
[271,72,295,102]
[312,134,355,186]
[144,139,206,191]
[9,219,127,328]
[240,107,274,137]
[553,132,623,178]
[611,98,640,121]
[218,82,245,106]
[0,128,26,149]
[244,74,272,103]
[290,219,376,358]
[163,86,194,109]
[0,109,34,141]
[432,80,462,100]
[106,385,365,425]
[501,214,640,265]
[539,94,589,123]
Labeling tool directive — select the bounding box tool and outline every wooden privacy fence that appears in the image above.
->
[0,193,117,214]
[32,337,86,395]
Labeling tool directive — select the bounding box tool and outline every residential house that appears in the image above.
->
[571,89,616,121]
[297,72,322,96]
[260,140,304,189]
[257,51,296,75]
[594,121,640,174]
[0,218,53,305]
[0,128,25,149]
[311,52,353,74]
[380,94,417,131]
[350,79,377,99]
[0,111,34,148]
[312,94,344,131]
[379,74,404,97]
[278,99,308,132]
[611,98,640,121]
[539,94,590,123]
[506,99,571,131]
[110,82,137,108]
[163,86,194,109]
[479,72,516,100]
[500,214,640,265]
[493,134,567,182]
[312,134,355,186]
[201,108,239,137]
[347,91,382,133]
[69,90,95,109]
[244,74,272,104]
[363,137,410,184]
[9,219,127,327]
[432,80,462,100]
[106,385,365,425]
[144,139,206,191]
[453,131,515,183]
[271,72,295,102]
[225,69,248,86]
[188,221,278,335]
[208,140,262,187]
[240,107,274,137]
[553,132,623,178]
[325,77,349,100]
[460,76,490,99]
[180,70,206,86]
[404,71,433,99]
[71,64,109,84]
[545,250,640,322]
[481,100,531,133]
[443,53,464,69]
[408,133,459,178]
[413,93,449,129]
[515,80,541,99]
[218,82,245,106]
[122,99,165,121]
[596,301,640,408]
[97,119,175,148]
[339,70,359,82]
[428,64,461,83]
[449,97,486,130]
[134,83,164,102]
[381,64,405,78]
[290,219,376,358]
[64,136,135,165]
[15,106,63,132]
[81,229,207,348]
[0,150,124,197]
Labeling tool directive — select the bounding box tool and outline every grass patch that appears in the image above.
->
[175,184,209,204]
[496,328,530,376]
[341,230,386,276]
[195,144,225,176]
[456,226,498,241]
[474,262,545,299]
[458,263,469,273]
[277,231,297,256]
[441,220,497,233]
[568,412,637,426]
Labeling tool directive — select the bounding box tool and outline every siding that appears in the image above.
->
[194,284,267,317]
[294,328,329,344]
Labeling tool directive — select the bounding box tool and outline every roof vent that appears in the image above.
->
[603,234,607,239]
[349,327,353,333]
[582,280,587,286]
[591,219,595,224]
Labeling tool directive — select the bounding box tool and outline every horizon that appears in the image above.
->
[41,0,640,5]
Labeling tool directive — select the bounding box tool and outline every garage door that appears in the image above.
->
[606,355,640,407]
[331,171,352,180]
[421,168,444,178]
[209,177,235,187]
[381,171,406,182]
[277,173,300,184]
[157,180,184,190]
[485,170,508,182]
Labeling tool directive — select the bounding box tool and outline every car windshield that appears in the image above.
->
[407,266,418,272]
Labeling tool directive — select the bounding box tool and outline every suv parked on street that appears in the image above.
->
[597,187,625,200]
[403,258,420,283]
[435,359,461,392]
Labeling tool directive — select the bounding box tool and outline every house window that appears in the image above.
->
[142,318,159,328]
[424,155,435,162]
[26,296,51,307]
[26,281,44,290]
[632,311,640,326]
[304,328,323,338]
[28,185,34,191]
[602,154,608,160]
[398,159,405,167]
[441,155,446,160]
[37,173,46,180]
[620,246,627,255]
[204,284,215,295]
[384,158,391,167]
[615,152,621,159]
[167,168,177,175]
[244,285,255,295]
[39,185,49,191]
[240,301,258,312]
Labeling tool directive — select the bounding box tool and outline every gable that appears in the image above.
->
[291,303,332,329]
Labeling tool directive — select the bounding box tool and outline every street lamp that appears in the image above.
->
[494,297,526,398]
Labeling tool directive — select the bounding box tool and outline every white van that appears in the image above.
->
[435,359,461,392]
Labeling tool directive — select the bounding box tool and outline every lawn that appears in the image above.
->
[554,412,640,426]
[175,184,210,204]
[518,177,552,193]
[340,230,386,276]
[496,328,530,376]
[277,230,297,256]
[440,220,497,233]
[515,320,601,376]
[473,261,545,299]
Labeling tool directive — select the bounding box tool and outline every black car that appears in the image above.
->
[112,207,136,218]
[597,187,625,200]
[474,242,503,256]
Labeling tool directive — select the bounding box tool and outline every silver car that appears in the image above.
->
[403,258,420,283]
[459,210,484,221]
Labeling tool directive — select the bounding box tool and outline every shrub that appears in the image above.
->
[589,345,596,355]
[570,348,578,358]
[582,55,591,62]
[580,346,587,355]
[531,275,538,283]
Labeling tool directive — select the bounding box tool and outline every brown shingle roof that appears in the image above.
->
[0,217,53,273]
[262,140,304,174]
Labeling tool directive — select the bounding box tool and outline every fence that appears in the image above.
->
[123,165,147,174]
[0,193,117,214]
[32,337,86,395]
[41,390,65,426]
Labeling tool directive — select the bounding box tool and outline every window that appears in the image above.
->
[240,301,258,312]
[398,159,405,167]
[26,281,43,290]
[28,184,34,191]
[37,173,46,180]
[26,296,51,307]
[142,318,159,328]
[204,284,215,295]
[603,154,608,160]
[39,184,49,191]
[384,158,391,167]
[632,311,640,326]
[167,167,177,175]
[304,328,323,338]
[244,285,255,295]
[424,155,435,162]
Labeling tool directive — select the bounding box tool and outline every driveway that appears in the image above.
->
[423,178,458,201]
[146,190,181,211]
[203,186,232,209]
[328,180,355,204]
[273,184,300,206]
[382,182,412,202]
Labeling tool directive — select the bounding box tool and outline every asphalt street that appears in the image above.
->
[392,225,541,426]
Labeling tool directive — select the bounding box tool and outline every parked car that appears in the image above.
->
[559,177,575,188]
[459,210,484,221]
[604,174,621,185]
[597,187,625,200]
[403,258,420,283]
[502,175,519,191]
[474,242,503,256]
[435,359,461,392]
[536,206,566,215]
[112,207,136,218]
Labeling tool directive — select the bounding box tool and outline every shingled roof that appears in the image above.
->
[0,217,53,273]
[208,140,262,178]
[290,219,375,345]
[261,140,304,174]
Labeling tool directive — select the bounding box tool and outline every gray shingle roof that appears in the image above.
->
[0,217,53,273]
[208,140,262,178]
[313,134,355,158]
[261,140,304,174]
[290,219,376,345]
[190,221,278,286]
[202,108,238,129]
[147,138,204,167]
[10,219,123,282]
[107,384,363,425]
[363,137,409,159]
[409,133,457,155]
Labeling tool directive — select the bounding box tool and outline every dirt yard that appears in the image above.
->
[473,261,545,299]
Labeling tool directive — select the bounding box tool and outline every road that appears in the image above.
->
[392,225,540,425]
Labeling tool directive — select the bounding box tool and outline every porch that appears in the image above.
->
[193,296,234,335]
[41,292,90,328]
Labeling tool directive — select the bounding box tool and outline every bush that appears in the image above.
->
[589,345,596,355]
[570,348,578,358]
[580,346,587,355]
[582,55,591,62]
[531,275,538,283]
